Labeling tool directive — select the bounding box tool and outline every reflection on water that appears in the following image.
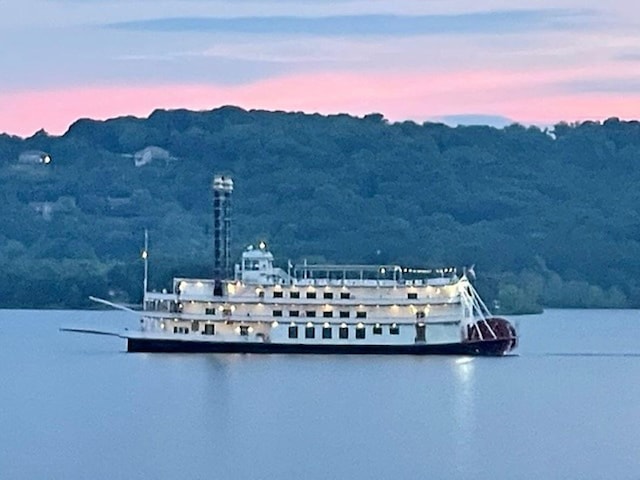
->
[452,357,476,476]
[1,309,640,480]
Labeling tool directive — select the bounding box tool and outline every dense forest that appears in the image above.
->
[1,107,639,313]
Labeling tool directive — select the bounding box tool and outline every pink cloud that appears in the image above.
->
[1,68,639,136]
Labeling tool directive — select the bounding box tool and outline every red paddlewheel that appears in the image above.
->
[466,317,518,351]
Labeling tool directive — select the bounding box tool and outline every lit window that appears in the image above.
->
[323,292,333,299]
[356,311,366,319]
[288,325,298,338]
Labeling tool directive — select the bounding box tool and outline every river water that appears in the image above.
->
[0,309,639,479]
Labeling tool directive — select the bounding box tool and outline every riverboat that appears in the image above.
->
[73,175,518,356]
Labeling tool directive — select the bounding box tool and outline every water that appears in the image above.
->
[1,309,639,480]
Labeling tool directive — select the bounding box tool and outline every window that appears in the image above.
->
[191,321,200,332]
[416,323,426,342]
[273,291,283,298]
[339,324,349,339]
[340,292,351,299]
[323,292,333,299]
[288,325,298,338]
[305,325,315,339]
[408,292,418,300]
[323,311,333,318]
[356,311,366,319]
[322,325,332,339]
[373,324,383,335]
[306,311,316,318]
[306,291,317,299]
[203,324,215,335]
[340,311,349,318]
[390,324,400,335]
[356,325,366,339]
[240,326,249,336]
[205,307,215,315]
[416,311,426,319]
[289,310,299,317]
[273,310,283,317]
[258,291,265,299]
[290,291,300,299]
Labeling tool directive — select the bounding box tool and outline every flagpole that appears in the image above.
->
[142,229,149,310]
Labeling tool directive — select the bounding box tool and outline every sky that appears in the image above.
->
[1,0,640,136]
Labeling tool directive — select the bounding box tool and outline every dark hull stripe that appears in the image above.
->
[127,338,513,356]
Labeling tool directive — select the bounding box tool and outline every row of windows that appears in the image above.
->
[273,310,366,318]
[270,291,352,299]
[288,323,400,339]
[268,291,420,300]
[200,307,424,317]
[177,322,414,338]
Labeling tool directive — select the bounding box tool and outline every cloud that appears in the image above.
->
[559,78,640,94]
[109,9,595,36]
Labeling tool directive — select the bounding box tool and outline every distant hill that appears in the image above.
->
[1,107,639,312]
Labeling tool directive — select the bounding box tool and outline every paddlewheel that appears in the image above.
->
[466,317,518,353]
[459,277,519,355]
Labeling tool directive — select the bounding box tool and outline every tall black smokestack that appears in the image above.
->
[212,175,233,281]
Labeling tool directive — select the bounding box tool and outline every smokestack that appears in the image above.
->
[212,175,233,280]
